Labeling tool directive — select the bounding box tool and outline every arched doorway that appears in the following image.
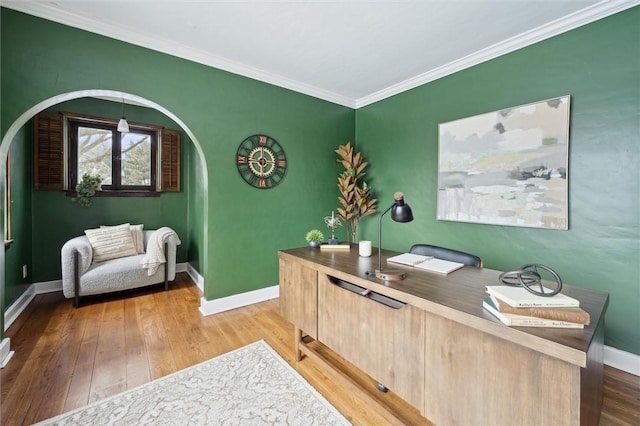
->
[0,90,208,355]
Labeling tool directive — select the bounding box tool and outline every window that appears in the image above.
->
[69,120,157,191]
[33,111,180,193]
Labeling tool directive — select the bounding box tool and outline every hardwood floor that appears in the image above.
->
[1,272,638,425]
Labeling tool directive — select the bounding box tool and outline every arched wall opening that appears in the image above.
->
[0,89,209,336]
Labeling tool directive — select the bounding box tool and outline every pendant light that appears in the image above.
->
[117,98,129,133]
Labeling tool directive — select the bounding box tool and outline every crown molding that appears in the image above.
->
[0,1,356,108]
[2,0,637,110]
[354,0,640,108]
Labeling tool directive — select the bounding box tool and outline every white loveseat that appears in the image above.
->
[61,227,180,307]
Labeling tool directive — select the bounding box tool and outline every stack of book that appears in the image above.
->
[483,285,591,329]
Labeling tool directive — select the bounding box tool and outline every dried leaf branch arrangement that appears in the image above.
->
[335,142,378,243]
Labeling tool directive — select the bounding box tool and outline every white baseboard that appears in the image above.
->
[0,337,14,368]
[4,279,62,332]
[199,285,279,316]
[4,287,35,332]
[186,263,204,293]
[35,279,63,293]
[176,262,189,274]
[604,345,640,376]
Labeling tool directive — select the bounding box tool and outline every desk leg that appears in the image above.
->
[294,326,303,361]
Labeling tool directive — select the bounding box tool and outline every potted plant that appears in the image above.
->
[305,229,324,248]
[335,142,378,243]
[73,172,103,207]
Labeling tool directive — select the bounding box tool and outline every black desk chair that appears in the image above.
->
[409,243,483,268]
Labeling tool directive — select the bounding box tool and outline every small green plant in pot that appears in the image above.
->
[305,229,324,248]
[74,172,103,207]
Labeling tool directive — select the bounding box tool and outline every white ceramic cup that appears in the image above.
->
[359,240,372,257]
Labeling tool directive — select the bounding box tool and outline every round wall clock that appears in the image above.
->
[236,134,287,189]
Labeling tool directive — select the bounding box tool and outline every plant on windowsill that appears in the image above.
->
[335,142,378,243]
[305,229,324,248]
[73,172,103,207]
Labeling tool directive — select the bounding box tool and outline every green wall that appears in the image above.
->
[4,124,33,307]
[355,8,640,354]
[0,9,354,306]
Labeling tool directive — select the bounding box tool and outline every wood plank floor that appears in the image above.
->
[1,273,638,425]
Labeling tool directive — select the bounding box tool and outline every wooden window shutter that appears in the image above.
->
[34,112,64,190]
[161,129,180,192]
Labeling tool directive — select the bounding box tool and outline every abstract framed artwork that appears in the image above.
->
[437,95,570,230]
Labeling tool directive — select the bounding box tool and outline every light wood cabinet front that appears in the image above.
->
[317,273,425,412]
[424,311,582,425]
[279,258,318,338]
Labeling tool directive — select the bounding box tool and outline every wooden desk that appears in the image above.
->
[279,246,608,425]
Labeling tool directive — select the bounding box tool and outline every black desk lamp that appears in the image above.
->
[374,192,414,281]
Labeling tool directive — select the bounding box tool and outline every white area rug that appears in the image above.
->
[36,340,349,425]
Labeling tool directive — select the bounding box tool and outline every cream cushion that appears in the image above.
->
[86,223,137,263]
[130,224,145,253]
[100,223,145,254]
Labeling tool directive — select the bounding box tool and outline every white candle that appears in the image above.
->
[359,241,372,257]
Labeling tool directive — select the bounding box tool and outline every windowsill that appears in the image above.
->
[64,190,160,198]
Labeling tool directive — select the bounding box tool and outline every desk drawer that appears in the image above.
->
[318,273,425,411]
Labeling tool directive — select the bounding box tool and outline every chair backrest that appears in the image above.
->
[409,244,483,268]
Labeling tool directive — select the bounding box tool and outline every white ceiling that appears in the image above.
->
[2,1,637,108]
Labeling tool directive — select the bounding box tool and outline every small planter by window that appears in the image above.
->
[74,172,103,207]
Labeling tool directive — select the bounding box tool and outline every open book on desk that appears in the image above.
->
[387,253,465,275]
